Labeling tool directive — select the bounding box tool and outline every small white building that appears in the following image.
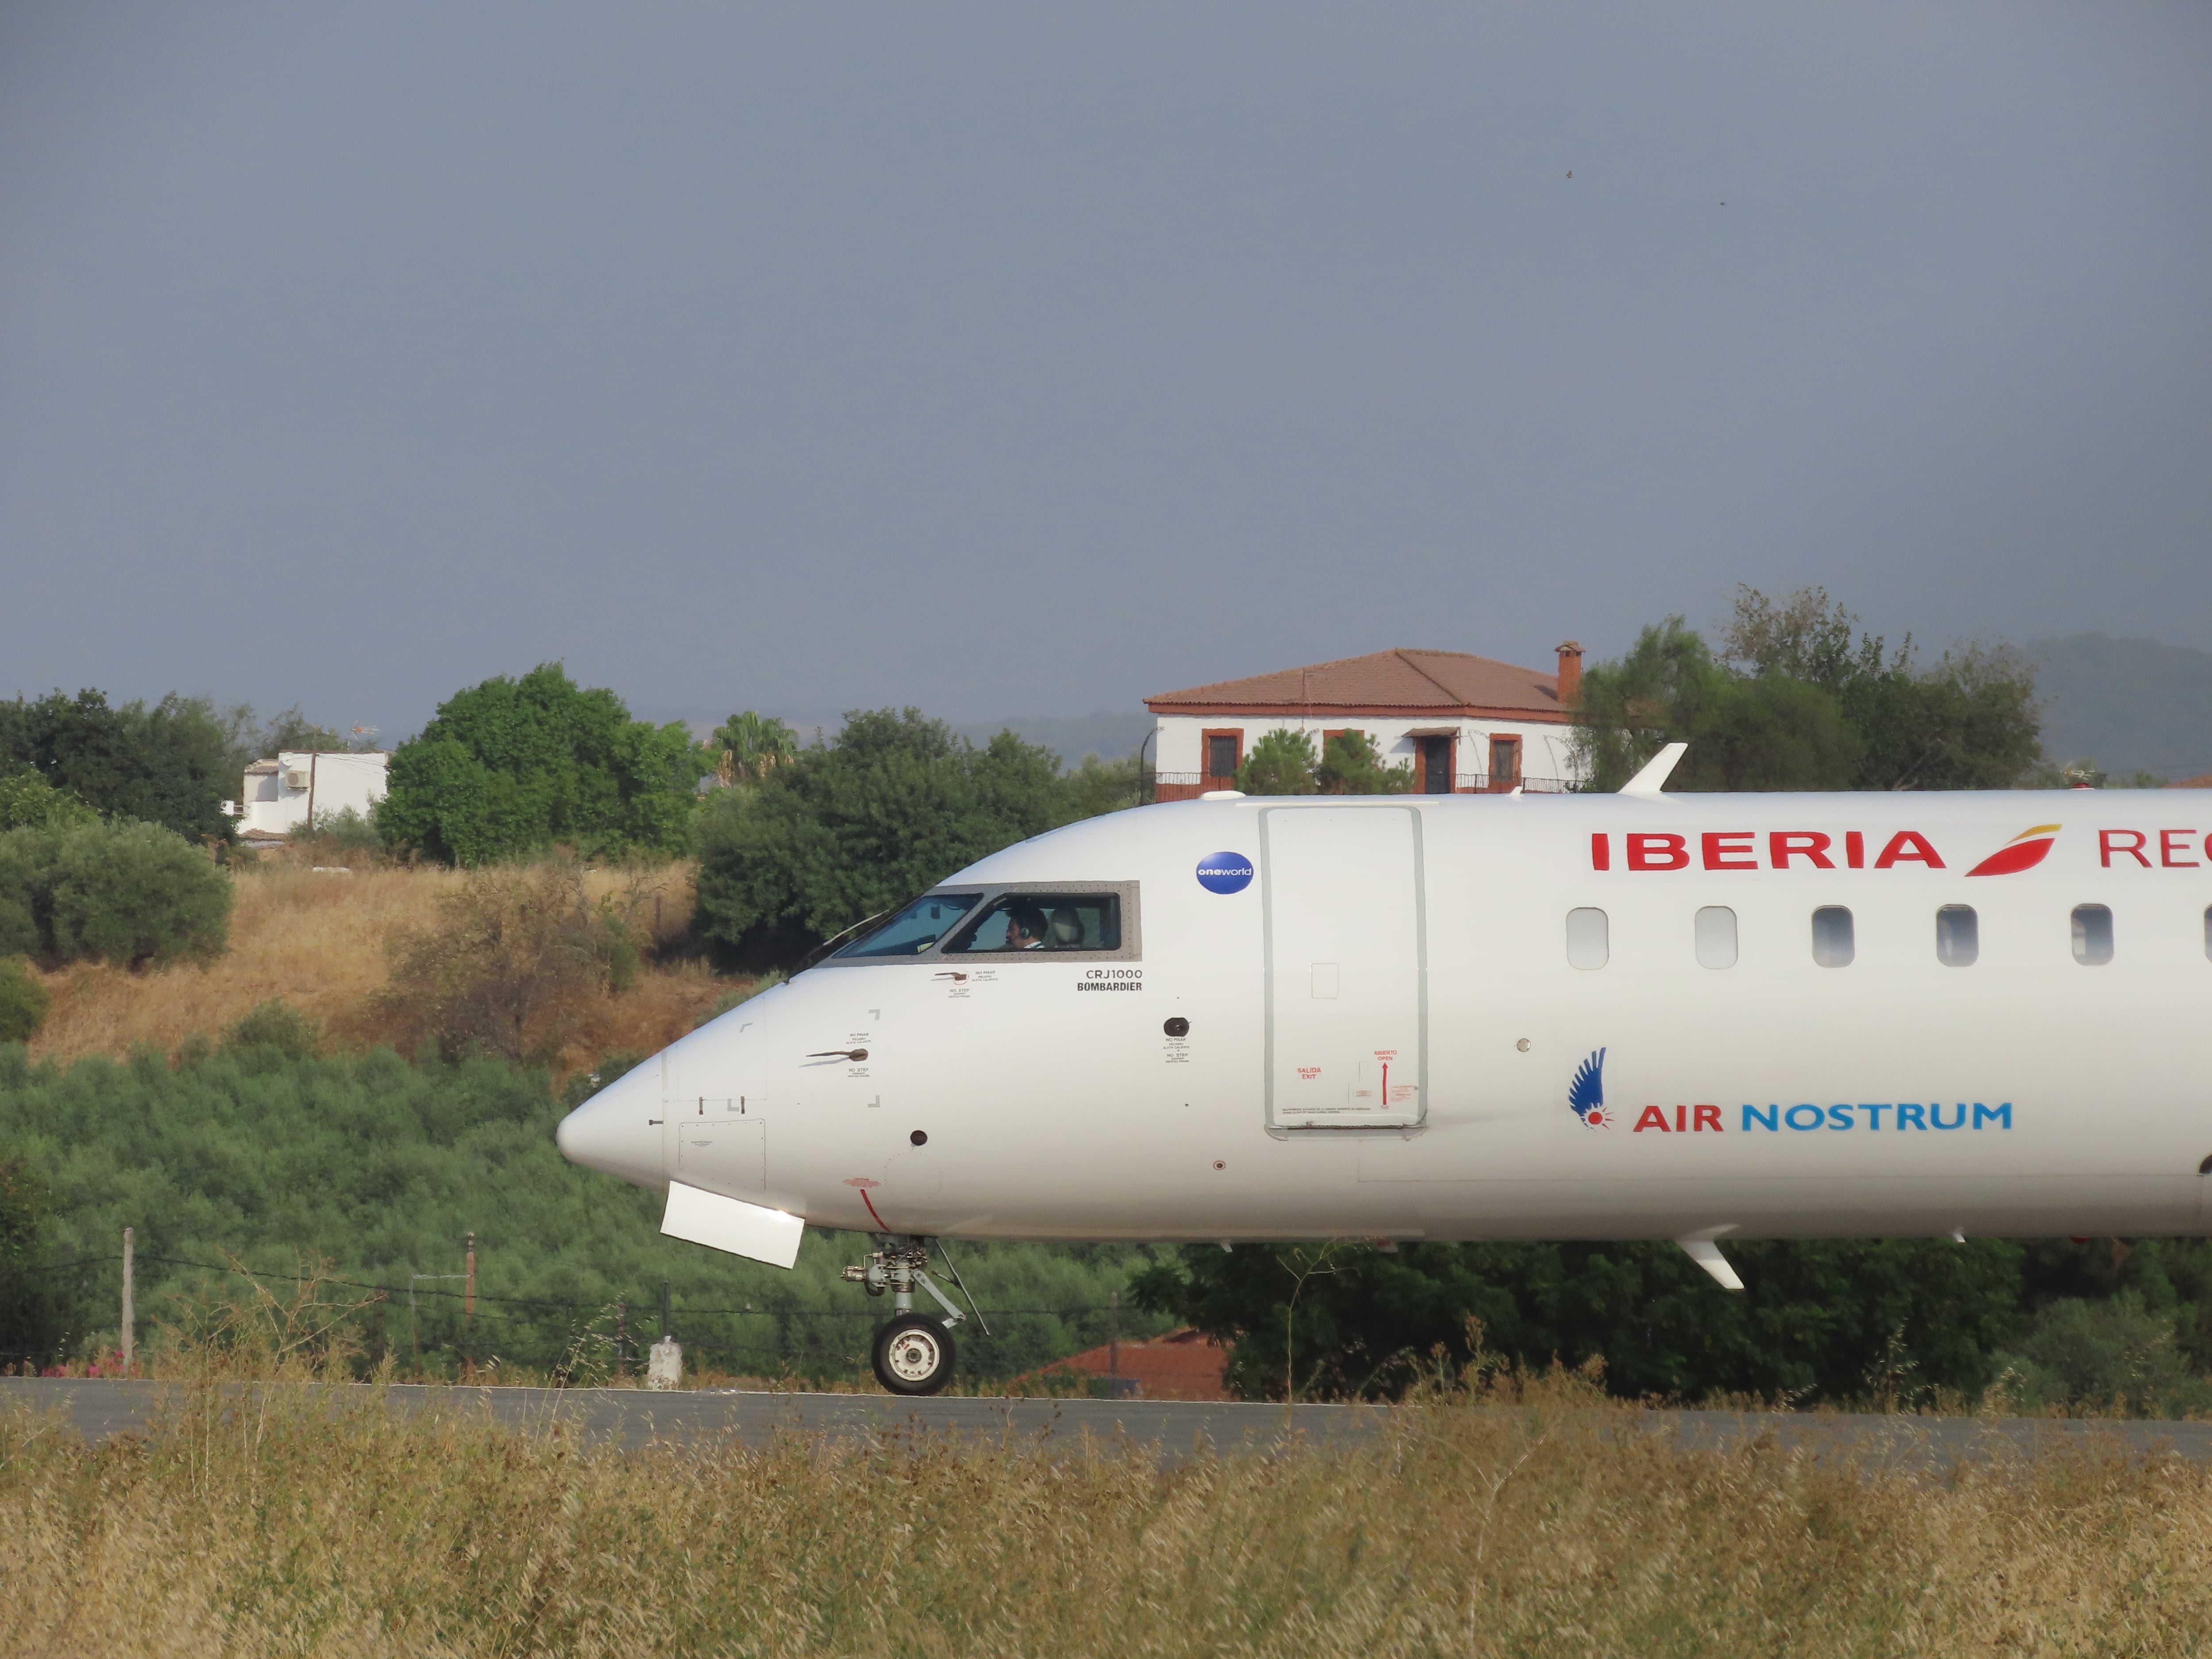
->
[226,750,389,842]
[1145,645,1589,800]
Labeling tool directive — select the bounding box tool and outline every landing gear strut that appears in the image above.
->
[843,1235,978,1395]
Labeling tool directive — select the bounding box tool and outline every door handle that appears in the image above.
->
[808,1048,869,1062]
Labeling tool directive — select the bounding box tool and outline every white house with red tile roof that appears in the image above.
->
[1145,644,1589,801]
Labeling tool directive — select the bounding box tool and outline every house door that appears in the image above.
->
[1262,805,1427,1130]
[1414,736,1454,795]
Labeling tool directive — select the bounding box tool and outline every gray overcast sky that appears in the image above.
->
[3,3,2207,737]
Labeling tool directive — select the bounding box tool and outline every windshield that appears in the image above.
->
[834,892,983,959]
[946,893,1122,953]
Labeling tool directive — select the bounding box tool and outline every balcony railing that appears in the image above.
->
[1148,771,1581,803]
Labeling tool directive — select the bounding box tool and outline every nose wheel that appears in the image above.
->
[872,1313,956,1394]
[843,1234,987,1396]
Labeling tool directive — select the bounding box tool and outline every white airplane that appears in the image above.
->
[556,745,2212,1393]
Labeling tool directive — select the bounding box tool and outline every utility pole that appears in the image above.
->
[1108,1288,1119,1384]
[120,1227,134,1376]
[465,1233,476,1325]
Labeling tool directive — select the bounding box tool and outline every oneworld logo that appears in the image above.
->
[1195,852,1254,895]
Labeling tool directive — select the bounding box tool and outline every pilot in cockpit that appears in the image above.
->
[1004,903,1048,950]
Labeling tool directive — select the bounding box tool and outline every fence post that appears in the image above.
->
[121,1227,134,1376]
[648,1278,682,1390]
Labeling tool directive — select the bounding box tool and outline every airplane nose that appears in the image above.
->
[555,1066,664,1189]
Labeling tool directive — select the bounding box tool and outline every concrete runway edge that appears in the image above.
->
[6,1378,2211,1466]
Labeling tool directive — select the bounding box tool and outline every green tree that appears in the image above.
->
[1315,730,1415,795]
[1720,587,2040,791]
[0,1148,69,1369]
[692,710,1077,970]
[0,960,48,1044]
[0,768,97,832]
[1064,751,1147,818]
[250,705,376,757]
[1236,730,1318,795]
[1134,1236,2025,1405]
[377,664,709,865]
[708,712,799,787]
[42,820,231,967]
[0,820,230,968]
[1571,589,2038,792]
[0,690,239,841]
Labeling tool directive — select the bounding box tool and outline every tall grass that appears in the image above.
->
[23,859,737,1076]
[5,1363,2212,1655]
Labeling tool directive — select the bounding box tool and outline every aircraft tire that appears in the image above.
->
[872,1313,956,1396]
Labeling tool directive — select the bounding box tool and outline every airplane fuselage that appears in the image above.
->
[557,791,2212,1250]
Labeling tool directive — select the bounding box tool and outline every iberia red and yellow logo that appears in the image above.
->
[1966,824,2060,878]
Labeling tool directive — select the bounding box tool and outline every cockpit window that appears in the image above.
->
[834,892,983,958]
[947,893,1122,954]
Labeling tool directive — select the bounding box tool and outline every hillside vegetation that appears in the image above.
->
[23,858,725,1077]
[0,1039,1161,1382]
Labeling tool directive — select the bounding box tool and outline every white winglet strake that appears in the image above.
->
[1678,1236,1744,1292]
[1619,741,1689,797]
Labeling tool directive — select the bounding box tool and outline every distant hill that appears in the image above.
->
[957,712,1155,769]
[2027,634,2212,780]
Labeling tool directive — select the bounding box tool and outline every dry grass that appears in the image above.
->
[5,1369,2212,1657]
[24,859,742,1077]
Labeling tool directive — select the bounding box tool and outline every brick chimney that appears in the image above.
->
[1555,641,1584,706]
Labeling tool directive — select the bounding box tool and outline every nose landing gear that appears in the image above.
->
[842,1235,979,1396]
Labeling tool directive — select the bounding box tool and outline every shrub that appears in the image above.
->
[0,768,97,831]
[45,819,230,967]
[224,999,319,1059]
[0,960,47,1044]
[0,820,231,968]
[377,862,642,1064]
[0,1149,69,1368]
[1237,730,1318,795]
[1315,730,1414,794]
[0,837,38,959]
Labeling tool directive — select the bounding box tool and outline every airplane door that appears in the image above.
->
[1262,805,1427,1131]
[670,1106,767,1195]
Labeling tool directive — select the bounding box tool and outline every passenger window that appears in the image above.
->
[1694,906,1737,969]
[1811,906,1854,968]
[2071,904,2113,966]
[1565,907,1608,970]
[947,893,1122,954]
[836,892,982,958]
[1936,904,1978,967]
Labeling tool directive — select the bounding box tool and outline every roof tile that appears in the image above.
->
[1146,648,1563,718]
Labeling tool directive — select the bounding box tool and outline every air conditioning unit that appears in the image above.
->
[284,770,312,791]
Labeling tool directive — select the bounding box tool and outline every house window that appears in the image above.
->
[1202,731,1241,783]
[1488,736,1521,787]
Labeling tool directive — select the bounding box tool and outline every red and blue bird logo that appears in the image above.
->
[1569,1048,1609,1129]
